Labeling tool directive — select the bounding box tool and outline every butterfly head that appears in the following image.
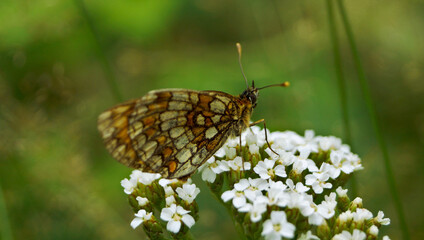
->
[240,80,290,108]
[240,80,259,108]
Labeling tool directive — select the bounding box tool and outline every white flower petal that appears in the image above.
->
[274,165,287,178]
[121,178,137,194]
[234,179,250,191]
[238,203,252,212]
[167,220,182,233]
[269,180,286,190]
[201,168,216,183]
[166,195,176,206]
[296,182,310,193]
[225,147,237,159]
[163,186,175,197]
[160,206,175,221]
[176,183,200,204]
[250,178,269,190]
[134,209,147,218]
[182,214,195,228]
[136,196,149,207]
[376,211,390,225]
[308,212,324,226]
[312,182,324,194]
[221,190,235,202]
[305,174,317,186]
[159,178,178,187]
[261,220,274,235]
[233,196,247,208]
[249,144,260,154]
[279,221,296,238]
[214,160,230,173]
[176,205,190,215]
[138,172,161,185]
[130,218,143,229]
[336,187,348,197]
[270,211,287,223]
[369,225,379,236]
[214,148,225,158]
[298,148,311,159]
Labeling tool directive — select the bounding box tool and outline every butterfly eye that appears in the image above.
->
[248,94,257,104]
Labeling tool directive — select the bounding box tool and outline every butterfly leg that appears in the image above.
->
[249,119,280,156]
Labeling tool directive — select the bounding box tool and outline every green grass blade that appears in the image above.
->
[73,0,123,102]
[336,1,410,239]
[325,0,357,196]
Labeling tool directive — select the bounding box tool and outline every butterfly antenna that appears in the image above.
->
[257,81,290,90]
[236,43,249,89]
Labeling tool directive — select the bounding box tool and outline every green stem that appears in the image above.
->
[208,178,246,240]
[222,199,246,240]
[73,0,123,102]
[325,0,357,196]
[336,1,410,239]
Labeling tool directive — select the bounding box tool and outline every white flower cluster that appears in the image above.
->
[121,170,200,234]
[199,127,389,239]
[119,127,390,239]
[201,127,362,186]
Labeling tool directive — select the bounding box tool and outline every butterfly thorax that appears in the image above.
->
[227,86,259,138]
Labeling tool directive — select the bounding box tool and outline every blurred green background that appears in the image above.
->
[0,0,423,239]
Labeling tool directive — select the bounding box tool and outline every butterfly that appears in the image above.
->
[97,43,289,179]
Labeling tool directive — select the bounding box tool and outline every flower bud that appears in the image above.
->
[349,197,363,211]
[316,220,331,239]
[367,225,379,239]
